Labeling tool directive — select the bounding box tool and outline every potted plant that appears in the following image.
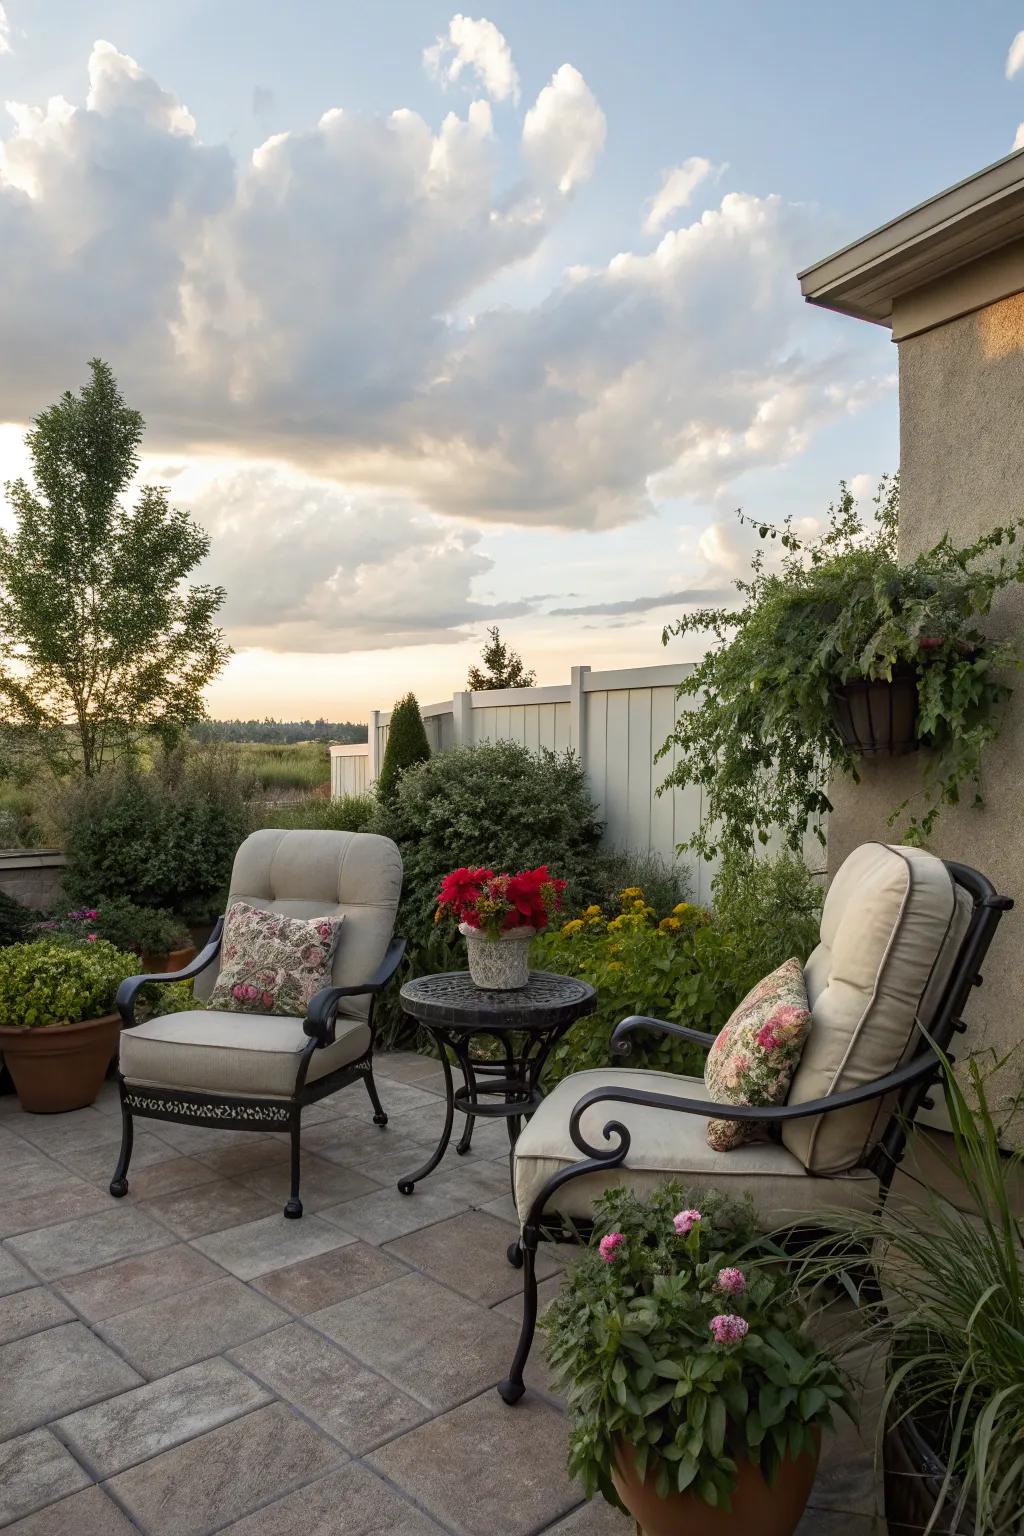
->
[658,475,1024,856]
[798,1052,1024,1536]
[38,899,195,973]
[542,1183,851,1536]
[435,865,566,988]
[0,937,138,1112]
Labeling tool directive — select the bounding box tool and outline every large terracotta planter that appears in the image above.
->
[459,923,535,989]
[612,1436,819,1536]
[140,945,197,976]
[0,1013,122,1113]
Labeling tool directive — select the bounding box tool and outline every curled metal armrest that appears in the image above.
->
[566,1049,942,1159]
[611,1014,717,1055]
[303,936,407,1044]
[116,919,225,1028]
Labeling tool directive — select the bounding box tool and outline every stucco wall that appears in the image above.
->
[827,287,1024,1139]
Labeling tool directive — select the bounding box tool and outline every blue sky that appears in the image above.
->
[1,2,1023,716]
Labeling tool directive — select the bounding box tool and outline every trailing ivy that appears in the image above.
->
[658,476,1024,856]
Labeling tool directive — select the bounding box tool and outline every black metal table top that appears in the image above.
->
[399,971,596,1030]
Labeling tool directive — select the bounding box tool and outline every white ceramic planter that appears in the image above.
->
[459,923,535,989]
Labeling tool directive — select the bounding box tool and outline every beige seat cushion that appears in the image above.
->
[119,1010,371,1098]
[193,829,403,1022]
[513,1067,875,1228]
[786,843,970,1175]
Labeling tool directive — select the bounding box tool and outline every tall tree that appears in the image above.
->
[0,360,230,776]
[376,693,431,803]
[467,626,536,690]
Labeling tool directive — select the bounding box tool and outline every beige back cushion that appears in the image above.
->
[193,829,403,1021]
[783,842,970,1175]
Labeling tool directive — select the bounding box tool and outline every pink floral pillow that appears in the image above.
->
[704,957,812,1151]
[208,901,343,1018]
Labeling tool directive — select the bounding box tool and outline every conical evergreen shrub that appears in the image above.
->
[376,693,431,803]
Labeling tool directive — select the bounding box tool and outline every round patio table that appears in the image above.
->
[395,970,597,1194]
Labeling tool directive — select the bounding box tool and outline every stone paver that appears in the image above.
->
[250,1239,411,1313]
[230,1321,428,1451]
[370,1388,578,1536]
[0,1322,142,1437]
[5,1205,172,1278]
[96,1275,290,1377]
[55,1356,272,1477]
[0,1052,884,1536]
[0,1428,91,1526]
[192,1211,355,1280]
[309,1270,520,1410]
[107,1402,346,1536]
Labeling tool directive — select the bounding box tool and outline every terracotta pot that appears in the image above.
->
[0,1013,122,1113]
[830,667,919,757]
[140,945,197,976]
[459,923,535,989]
[612,1436,819,1536]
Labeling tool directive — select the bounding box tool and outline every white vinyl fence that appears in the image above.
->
[331,662,721,900]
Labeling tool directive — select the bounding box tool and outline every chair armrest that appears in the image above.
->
[303,936,407,1044]
[116,919,225,1028]
[565,1050,942,1161]
[611,1014,717,1055]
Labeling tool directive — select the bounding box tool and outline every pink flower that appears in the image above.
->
[756,1025,781,1052]
[86,933,97,942]
[598,1232,625,1262]
[710,1314,749,1344]
[715,1267,746,1295]
[673,1208,702,1236]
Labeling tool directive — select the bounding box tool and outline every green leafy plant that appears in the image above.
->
[0,937,137,1027]
[590,847,692,918]
[372,739,604,1043]
[542,1182,851,1514]
[39,899,190,956]
[0,890,34,947]
[376,694,431,804]
[658,476,1024,855]
[535,852,822,1086]
[0,359,230,777]
[249,792,377,833]
[61,744,251,922]
[796,1051,1024,1535]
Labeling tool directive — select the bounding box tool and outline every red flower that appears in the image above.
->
[437,867,491,919]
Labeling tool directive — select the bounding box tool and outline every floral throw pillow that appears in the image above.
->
[704,957,812,1151]
[208,901,343,1018]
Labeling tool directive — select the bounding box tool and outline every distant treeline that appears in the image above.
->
[191,718,367,745]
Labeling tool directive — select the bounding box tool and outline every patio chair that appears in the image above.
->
[109,828,405,1218]
[498,842,1012,1403]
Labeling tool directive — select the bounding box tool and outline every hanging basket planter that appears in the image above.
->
[830,667,919,757]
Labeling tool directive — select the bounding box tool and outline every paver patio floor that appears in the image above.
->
[0,1052,883,1534]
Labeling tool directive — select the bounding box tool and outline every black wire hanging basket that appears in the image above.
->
[830,667,920,757]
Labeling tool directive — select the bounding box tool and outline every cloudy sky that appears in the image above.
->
[1,2,1023,719]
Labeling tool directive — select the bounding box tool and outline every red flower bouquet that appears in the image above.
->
[436,865,567,940]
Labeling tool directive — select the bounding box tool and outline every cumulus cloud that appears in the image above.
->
[0,5,11,55]
[522,63,606,194]
[1007,29,1024,79]
[644,156,721,233]
[424,14,519,103]
[0,39,884,548]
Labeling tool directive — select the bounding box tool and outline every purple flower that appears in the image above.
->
[598,1232,625,1263]
[673,1208,702,1236]
[710,1313,749,1344]
[715,1267,746,1295]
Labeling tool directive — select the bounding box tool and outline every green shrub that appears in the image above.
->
[0,890,34,947]
[536,851,823,1086]
[250,793,377,833]
[61,744,252,922]
[373,740,604,1042]
[589,847,691,916]
[0,938,137,1027]
[40,899,190,956]
[376,694,431,804]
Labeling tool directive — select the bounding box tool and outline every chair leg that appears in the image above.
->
[284,1111,303,1218]
[109,1093,133,1198]
[498,1225,538,1404]
[364,1065,388,1127]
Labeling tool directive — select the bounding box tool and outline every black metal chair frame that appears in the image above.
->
[498,860,1012,1404]
[109,924,406,1218]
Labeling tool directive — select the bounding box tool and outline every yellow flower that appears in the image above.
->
[659,916,681,932]
[583,904,602,918]
[631,899,647,913]
[561,919,584,936]
[619,886,644,901]
[607,960,624,971]
[607,915,625,931]
[672,902,691,915]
